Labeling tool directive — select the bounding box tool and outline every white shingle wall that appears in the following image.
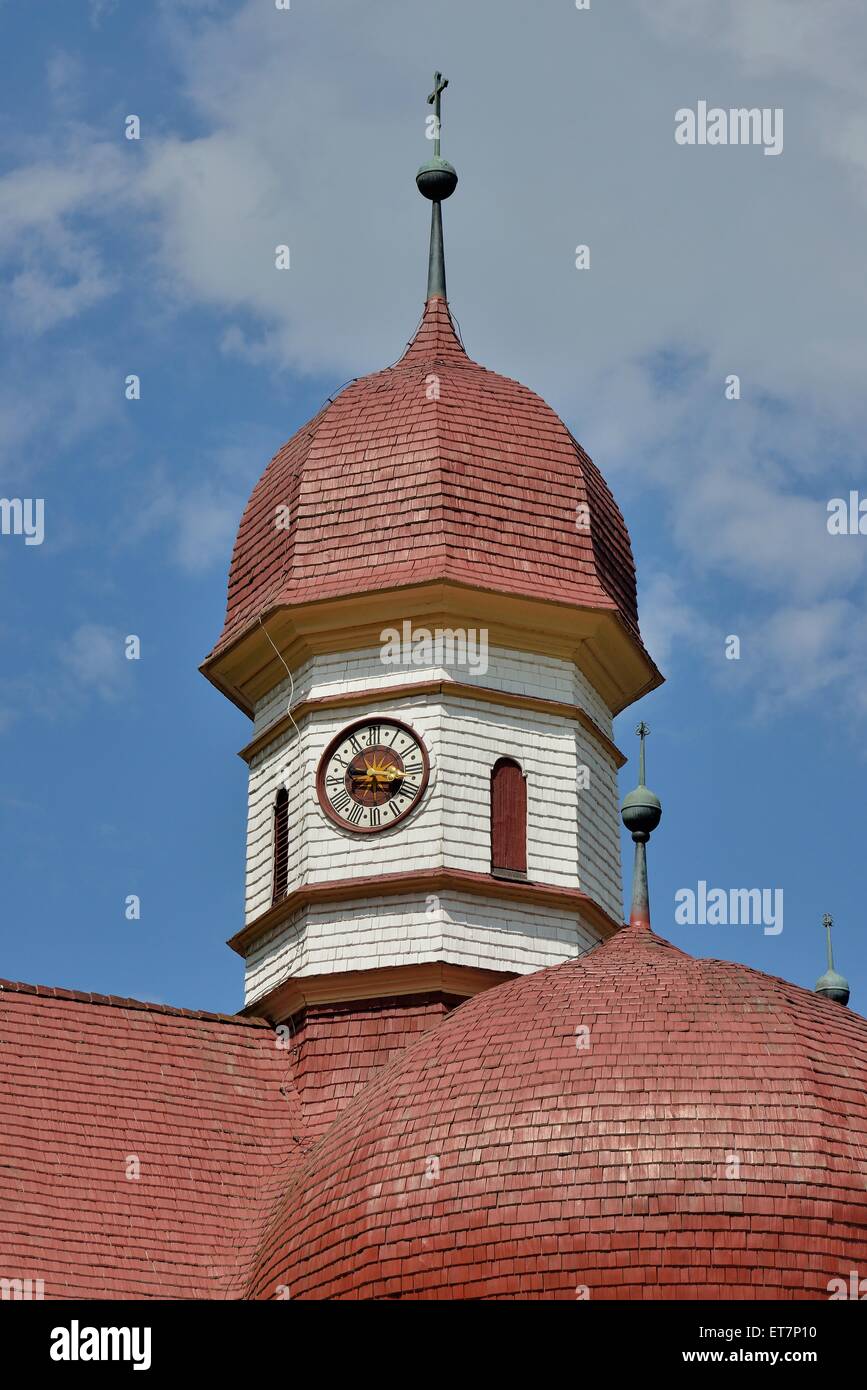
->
[243,889,604,1007]
[245,698,444,922]
[242,645,624,997]
[574,732,624,920]
[438,697,579,886]
[252,646,608,737]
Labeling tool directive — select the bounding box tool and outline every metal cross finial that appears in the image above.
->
[427,71,448,156]
[816,910,850,1004]
[635,721,650,784]
[417,71,457,300]
[823,913,835,970]
[428,71,448,112]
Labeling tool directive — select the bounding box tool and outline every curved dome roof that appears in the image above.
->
[211,297,647,662]
[248,925,867,1299]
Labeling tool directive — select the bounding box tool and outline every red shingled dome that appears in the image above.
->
[248,926,867,1300]
[213,297,645,658]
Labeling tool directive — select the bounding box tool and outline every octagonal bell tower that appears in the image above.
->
[201,76,662,1095]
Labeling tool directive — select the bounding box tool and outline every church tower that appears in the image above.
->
[7,75,867,1311]
[201,75,662,1110]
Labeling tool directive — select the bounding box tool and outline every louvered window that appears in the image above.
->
[272,788,289,904]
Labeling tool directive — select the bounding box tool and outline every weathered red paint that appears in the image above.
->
[491,757,527,873]
[247,927,867,1300]
[207,298,644,664]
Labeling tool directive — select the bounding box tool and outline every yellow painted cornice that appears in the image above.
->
[201,581,663,718]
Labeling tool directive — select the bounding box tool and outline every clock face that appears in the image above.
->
[316,717,430,834]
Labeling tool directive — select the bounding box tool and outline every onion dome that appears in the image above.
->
[201,69,660,716]
[210,303,644,647]
[247,926,867,1300]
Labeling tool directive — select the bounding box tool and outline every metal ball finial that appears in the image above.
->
[621,722,662,840]
[816,912,850,1006]
[416,157,458,202]
[416,71,458,201]
[416,71,458,302]
[622,720,662,930]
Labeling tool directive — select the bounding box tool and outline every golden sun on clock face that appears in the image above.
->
[316,717,430,834]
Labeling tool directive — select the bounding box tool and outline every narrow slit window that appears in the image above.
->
[272,788,289,904]
[491,758,527,878]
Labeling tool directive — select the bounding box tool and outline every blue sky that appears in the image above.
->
[1,0,865,1013]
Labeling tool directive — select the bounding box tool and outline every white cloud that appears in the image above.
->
[6,248,116,334]
[0,621,134,733]
[59,624,132,701]
[0,143,128,250]
[0,140,131,339]
[640,0,866,90]
[122,433,274,574]
[637,573,713,672]
[46,50,85,113]
[88,0,118,26]
[671,462,864,603]
[741,599,867,721]
[0,350,125,477]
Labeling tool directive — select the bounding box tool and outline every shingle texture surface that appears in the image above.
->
[211,297,644,658]
[289,993,460,1141]
[247,927,867,1300]
[0,982,304,1299]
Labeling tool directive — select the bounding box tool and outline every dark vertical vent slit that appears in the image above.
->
[272,788,289,904]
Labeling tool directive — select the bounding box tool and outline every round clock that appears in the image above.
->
[316,717,430,834]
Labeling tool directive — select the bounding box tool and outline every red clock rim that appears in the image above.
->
[315,716,431,835]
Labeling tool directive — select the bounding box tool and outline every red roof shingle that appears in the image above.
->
[210,297,645,661]
[0,980,305,1299]
[247,927,867,1300]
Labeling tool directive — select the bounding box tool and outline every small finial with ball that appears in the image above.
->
[621,721,662,930]
[416,71,458,302]
[416,71,458,203]
[816,912,850,1006]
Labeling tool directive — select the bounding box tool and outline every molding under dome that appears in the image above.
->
[228,866,622,958]
[237,676,627,769]
[240,961,512,1023]
[201,580,662,719]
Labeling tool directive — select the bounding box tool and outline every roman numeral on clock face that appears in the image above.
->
[318,718,429,833]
